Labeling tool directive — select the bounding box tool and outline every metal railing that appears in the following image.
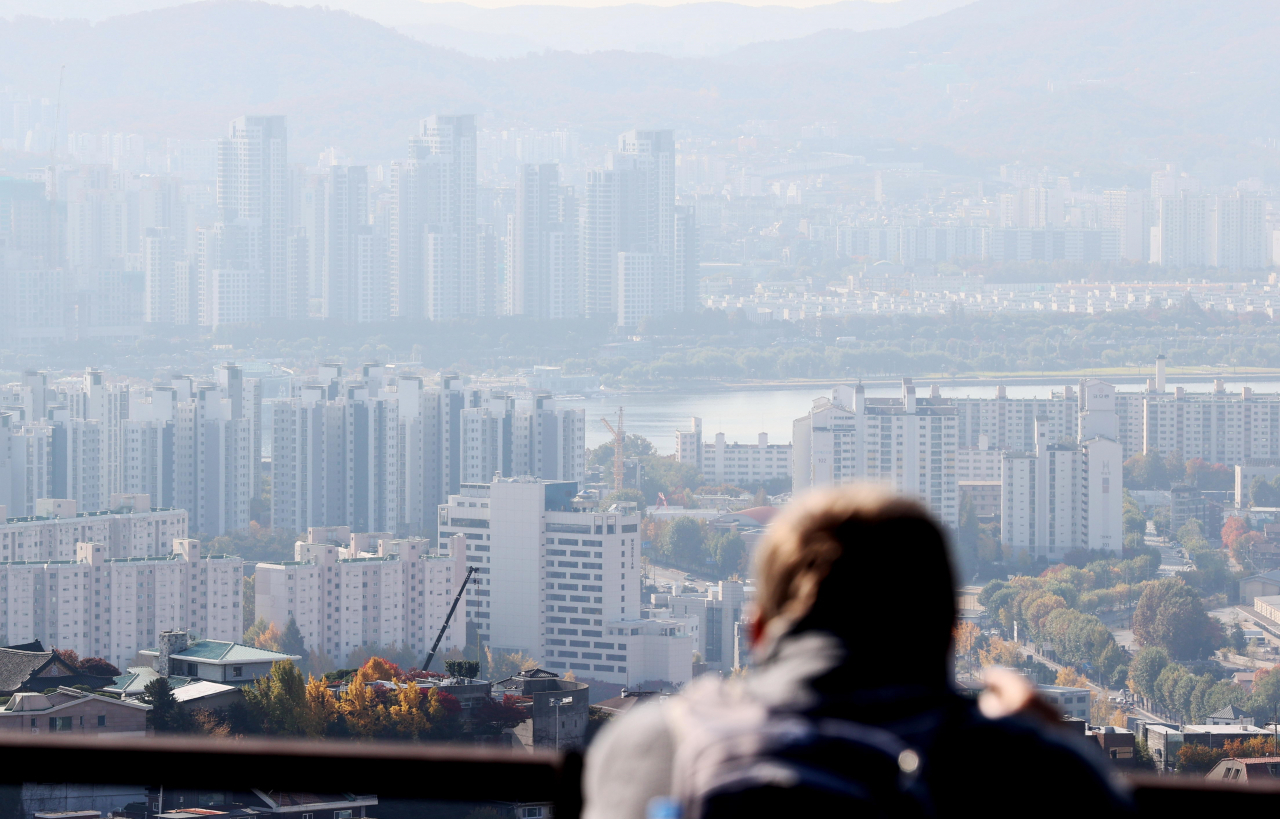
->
[0,734,1277,816]
[0,734,581,818]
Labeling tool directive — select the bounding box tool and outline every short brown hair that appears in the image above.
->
[753,484,954,643]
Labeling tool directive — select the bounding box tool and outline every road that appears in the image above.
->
[646,563,711,596]
[1146,523,1192,576]
[1018,642,1166,724]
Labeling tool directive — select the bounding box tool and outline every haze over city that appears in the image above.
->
[0,0,1279,814]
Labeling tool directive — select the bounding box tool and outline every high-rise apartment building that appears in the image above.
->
[1001,380,1124,559]
[792,381,959,527]
[322,164,371,321]
[255,528,465,665]
[0,496,186,562]
[1103,189,1148,264]
[509,164,578,319]
[1151,192,1209,268]
[389,115,476,320]
[269,386,400,535]
[1210,192,1268,272]
[269,373,584,537]
[0,538,241,673]
[216,115,292,320]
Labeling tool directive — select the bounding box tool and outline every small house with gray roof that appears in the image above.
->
[138,630,299,687]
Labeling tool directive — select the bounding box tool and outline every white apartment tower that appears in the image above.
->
[1151,192,1209,268]
[322,164,369,321]
[389,115,477,320]
[792,380,959,527]
[255,529,465,665]
[217,115,292,320]
[1001,380,1124,559]
[0,538,241,673]
[510,163,578,320]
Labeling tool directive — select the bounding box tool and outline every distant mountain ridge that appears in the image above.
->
[0,0,976,57]
[0,0,1275,169]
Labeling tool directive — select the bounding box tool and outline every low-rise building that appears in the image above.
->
[493,667,589,751]
[1252,595,1280,624]
[1241,569,1280,605]
[139,630,298,687]
[0,687,149,736]
[601,616,693,687]
[1088,725,1136,765]
[1171,484,1223,537]
[1037,684,1092,720]
[658,581,748,674]
[1206,756,1280,783]
[1206,705,1256,726]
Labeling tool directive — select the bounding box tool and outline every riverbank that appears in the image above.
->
[600,367,1280,395]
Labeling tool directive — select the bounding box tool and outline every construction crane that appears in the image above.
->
[601,407,625,494]
[421,565,476,675]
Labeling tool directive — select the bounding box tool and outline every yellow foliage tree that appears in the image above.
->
[303,675,338,737]
[256,623,284,652]
[953,622,980,656]
[978,636,1023,669]
[1055,667,1089,689]
[340,666,387,738]
[362,656,400,682]
[389,681,429,739]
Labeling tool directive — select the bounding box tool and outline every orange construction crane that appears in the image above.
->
[600,407,625,494]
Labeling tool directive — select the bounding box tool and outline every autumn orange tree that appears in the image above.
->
[234,658,469,742]
[1176,743,1227,773]
[952,622,980,679]
[1222,736,1278,759]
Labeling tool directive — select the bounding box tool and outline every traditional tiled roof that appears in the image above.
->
[0,648,73,694]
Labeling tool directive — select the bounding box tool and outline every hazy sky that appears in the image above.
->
[433,0,903,6]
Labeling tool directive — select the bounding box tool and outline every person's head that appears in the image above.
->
[751,484,956,662]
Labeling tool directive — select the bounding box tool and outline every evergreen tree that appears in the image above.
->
[281,618,307,658]
[142,677,183,732]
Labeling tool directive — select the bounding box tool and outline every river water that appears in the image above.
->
[575,378,1280,454]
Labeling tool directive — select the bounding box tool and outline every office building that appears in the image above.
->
[438,477,642,685]
[792,380,959,527]
[255,528,465,665]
